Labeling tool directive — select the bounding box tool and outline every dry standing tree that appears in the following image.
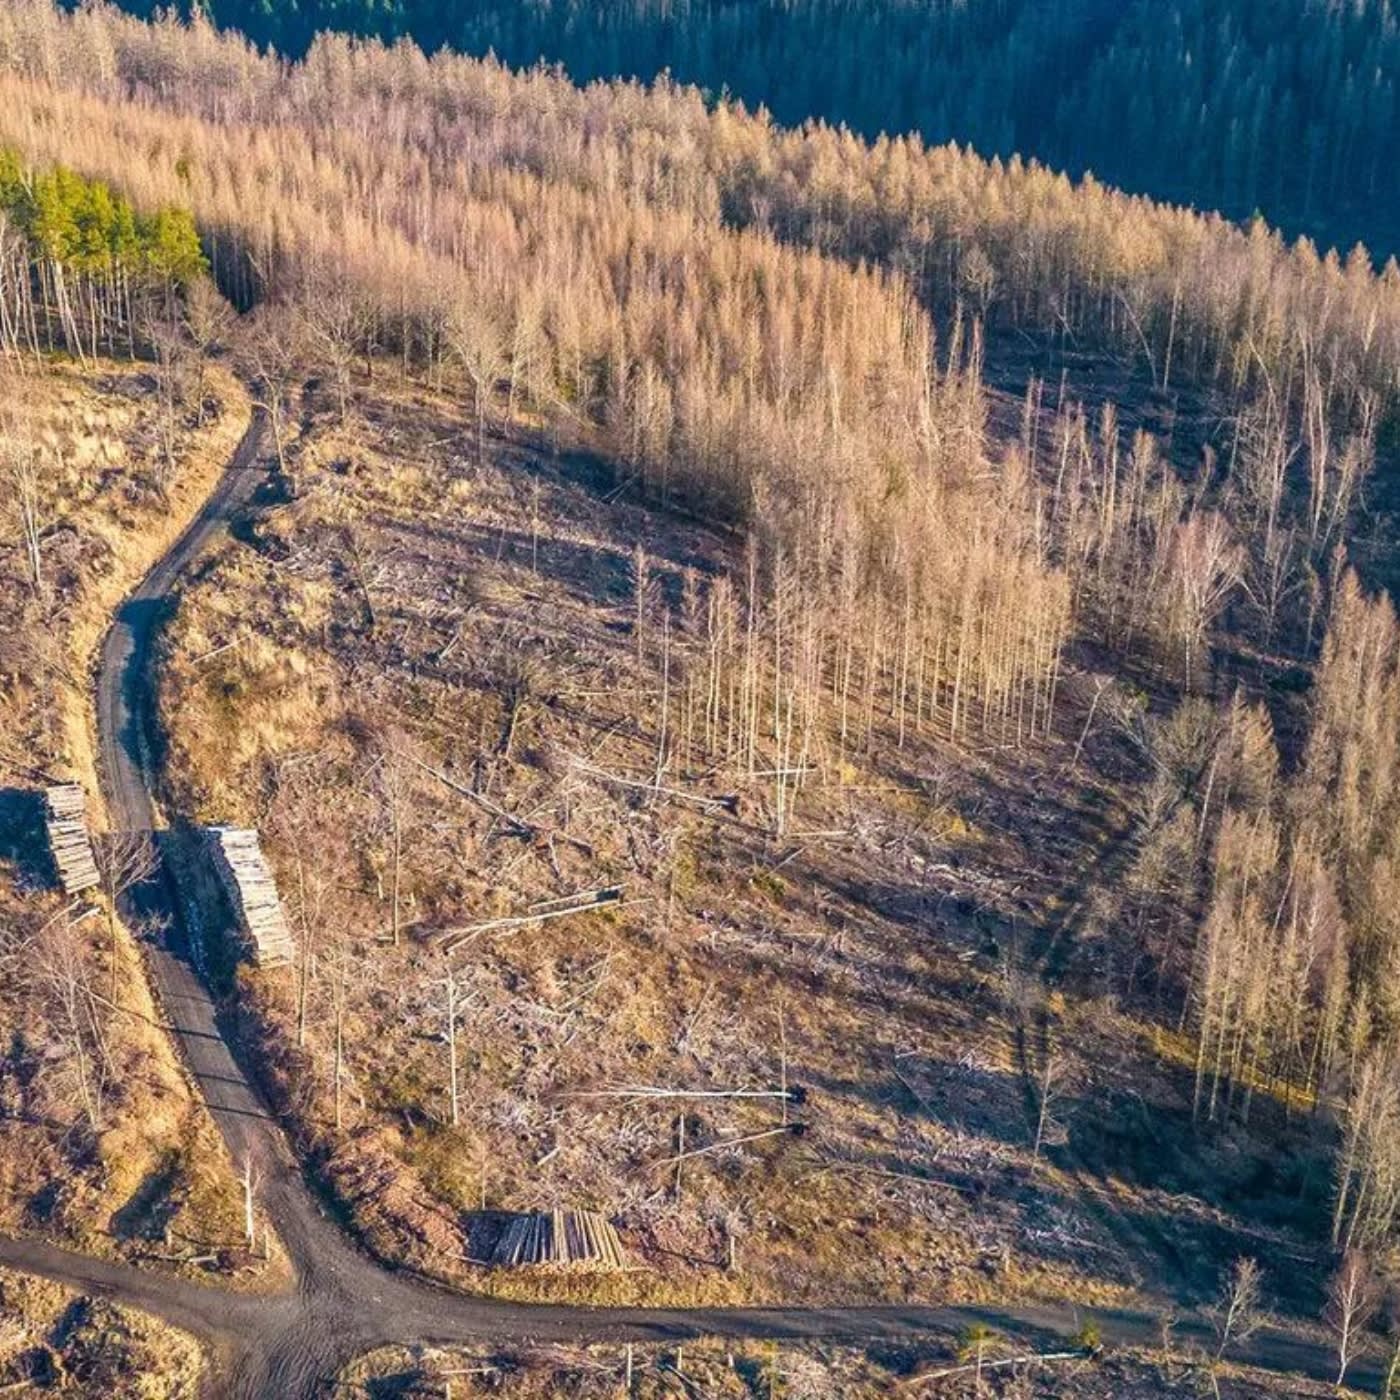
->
[0,425,45,595]
[181,275,236,423]
[1324,1249,1375,1387]
[36,913,112,1135]
[245,306,302,476]
[1209,1256,1263,1363]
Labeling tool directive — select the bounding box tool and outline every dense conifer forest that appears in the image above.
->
[99,0,1400,258]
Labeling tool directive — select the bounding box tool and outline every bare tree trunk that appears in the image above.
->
[333,961,346,1132]
[446,967,460,1127]
[241,1154,260,1250]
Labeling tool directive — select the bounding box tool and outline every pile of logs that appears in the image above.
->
[44,785,99,894]
[489,1209,627,1270]
[204,826,295,967]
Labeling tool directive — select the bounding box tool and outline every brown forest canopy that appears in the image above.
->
[0,0,1077,753]
[0,0,1391,690]
[6,0,1400,437]
[96,0,1400,262]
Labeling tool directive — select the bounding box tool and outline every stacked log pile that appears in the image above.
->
[205,826,295,966]
[489,1209,627,1270]
[43,784,99,894]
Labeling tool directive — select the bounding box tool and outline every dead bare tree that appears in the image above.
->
[1,429,45,594]
[297,262,367,422]
[330,945,349,1132]
[445,964,461,1127]
[1325,1249,1375,1387]
[375,743,408,946]
[1332,1047,1400,1251]
[1168,511,1242,691]
[245,307,301,476]
[1209,1256,1263,1361]
[182,275,235,424]
[1031,1037,1072,1167]
[241,1152,261,1251]
[444,300,508,467]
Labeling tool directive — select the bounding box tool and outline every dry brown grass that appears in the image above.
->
[0,356,280,1288]
[0,1265,204,1397]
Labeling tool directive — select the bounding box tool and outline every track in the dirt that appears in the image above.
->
[0,408,1378,1396]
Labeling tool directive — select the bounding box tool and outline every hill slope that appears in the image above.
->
[5,0,1400,1389]
[110,0,1400,259]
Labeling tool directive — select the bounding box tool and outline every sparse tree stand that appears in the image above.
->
[296,264,365,422]
[141,297,192,497]
[1383,1334,1400,1398]
[2,432,45,594]
[182,275,235,424]
[37,912,110,1134]
[445,299,507,468]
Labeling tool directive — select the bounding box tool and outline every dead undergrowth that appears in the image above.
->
[334,1336,1351,1399]
[153,372,1333,1315]
[0,1264,204,1397]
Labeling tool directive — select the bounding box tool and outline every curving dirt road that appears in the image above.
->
[0,408,1381,1396]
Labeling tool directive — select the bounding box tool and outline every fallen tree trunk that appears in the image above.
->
[904,1350,1085,1385]
[437,888,639,952]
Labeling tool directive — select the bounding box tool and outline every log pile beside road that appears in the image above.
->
[489,1209,627,1270]
[44,784,99,894]
[205,825,295,966]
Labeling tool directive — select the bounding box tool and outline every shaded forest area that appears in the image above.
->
[101,0,1400,260]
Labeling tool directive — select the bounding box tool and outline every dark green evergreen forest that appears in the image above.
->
[112,0,1400,258]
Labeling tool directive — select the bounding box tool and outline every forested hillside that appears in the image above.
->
[8,0,1400,1391]
[99,0,1400,259]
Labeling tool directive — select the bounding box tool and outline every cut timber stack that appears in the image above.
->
[43,785,99,895]
[489,1209,627,1270]
[205,826,295,967]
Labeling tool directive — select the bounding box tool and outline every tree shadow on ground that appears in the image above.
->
[109,1151,185,1242]
[364,1369,434,1398]
[0,786,53,889]
[382,515,637,609]
[805,1059,1039,1156]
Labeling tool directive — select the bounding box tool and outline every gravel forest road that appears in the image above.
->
[0,408,1380,1396]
